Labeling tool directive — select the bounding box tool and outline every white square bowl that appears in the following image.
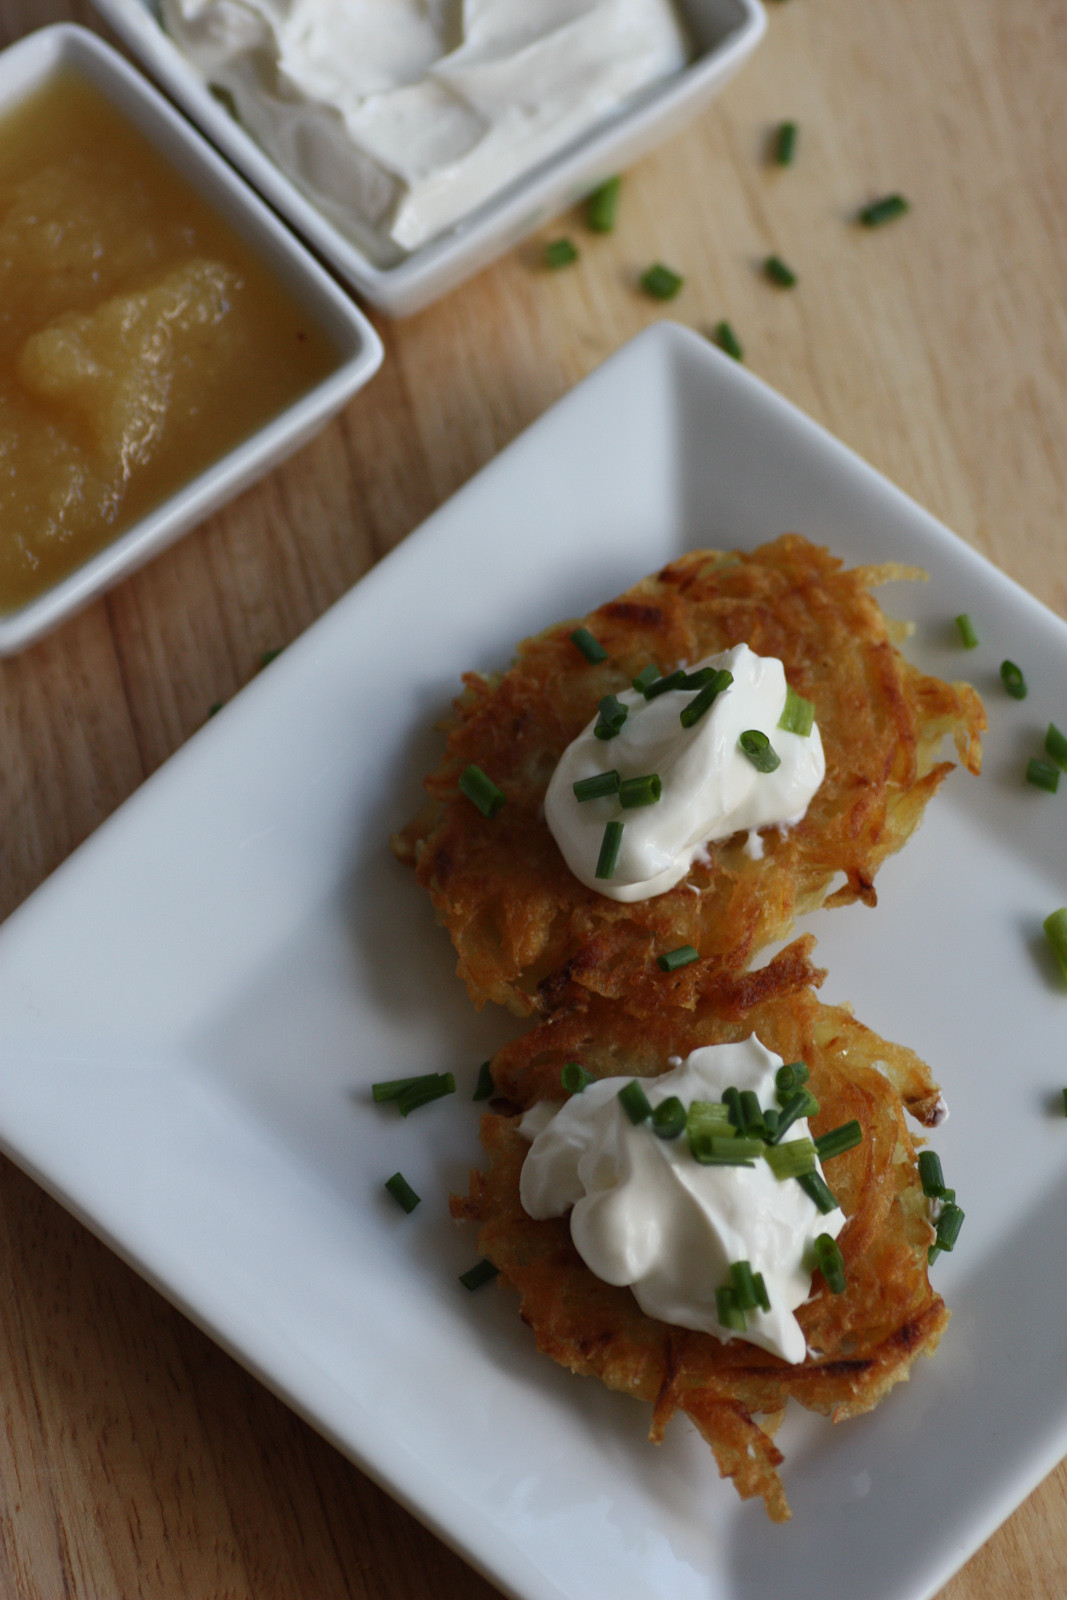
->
[0,25,383,656]
[88,0,766,317]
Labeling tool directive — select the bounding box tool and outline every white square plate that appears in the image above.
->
[88,0,765,316]
[2,322,1065,1600]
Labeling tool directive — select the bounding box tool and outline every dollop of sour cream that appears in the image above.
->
[162,0,691,259]
[519,1037,844,1364]
[544,642,825,902]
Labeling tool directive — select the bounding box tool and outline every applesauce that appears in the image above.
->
[0,70,340,614]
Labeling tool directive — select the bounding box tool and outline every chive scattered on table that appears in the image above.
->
[859,193,910,227]
[544,237,578,268]
[775,120,797,165]
[764,254,797,287]
[712,320,744,361]
[586,175,621,233]
[640,262,684,300]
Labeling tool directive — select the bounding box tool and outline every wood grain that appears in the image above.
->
[1,0,1066,1594]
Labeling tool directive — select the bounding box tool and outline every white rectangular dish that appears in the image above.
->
[88,0,766,316]
[2,322,1066,1600]
[0,25,382,655]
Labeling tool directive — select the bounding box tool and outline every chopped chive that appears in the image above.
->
[814,1121,863,1162]
[594,694,628,740]
[775,1059,809,1096]
[730,1260,761,1312]
[723,1085,744,1130]
[545,237,578,268]
[927,1245,941,1266]
[769,1087,819,1143]
[712,320,744,360]
[372,1072,443,1104]
[260,647,284,669]
[459,1259,499,1291]
[473,1061,494,1101]
[918,1149,950,1199]
[397,1072,456,1117]
[619,773,662,808]
[561,1060,596,1094]
[618,1079,653,1124]
[573,770,621,801]
[1000,660,1027,700]
[753,1271,771,1312]
[764,254,798,288]
[763,1106,780,1139]
[1044,908,1067,979]
[679,667,712,689]
[641,262,684,300]
[384,1172,421,1213]
[207,701,223,719]
[459,764,505,817]
[739,729,781,772]
[690,1135,759,1167]
[1027,758,1060,793]
[798,1170,839,1214]
[586,175,621,233]
[657,944,699,972]
[680,668,733,728]
[775,120,797,165]
[1045,722,1067,771]
[569,626,608,663]
[715,1284,747,1332]
[652,1095,687,1140]
[814,1233,846,1294]
[764,1138,817,1180]
[778,685,815,736]
[954,613,978,649]
[859,193,909,227]
[595,818,624,879]
[632,663,661,694]
[643,668,688,699]
[1063,1087,1067,1117]
[934,1202,965,1252]
[686,1100,733,1148]
[739,1090,766,1138]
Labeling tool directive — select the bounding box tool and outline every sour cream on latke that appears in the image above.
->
[544,643,825,902]
[519,1036,844,1364]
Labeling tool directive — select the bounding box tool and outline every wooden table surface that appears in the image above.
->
[2,0,1066,1593]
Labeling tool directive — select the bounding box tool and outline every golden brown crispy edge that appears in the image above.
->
[451,938,949,1522]
[394,537,985,1017]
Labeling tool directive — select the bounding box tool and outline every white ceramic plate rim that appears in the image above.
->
[2,322,1067,1600]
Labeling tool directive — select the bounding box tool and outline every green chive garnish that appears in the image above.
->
[643,668,688,699]
[712,321,744,361]
[373,1072,443,1104]
[632,663,661,694]
[618,1079,652,1124]
[1027,758,1060,793]
[260,647,284,669]
[680,668,733,728]
[691,1135,760,1167]
[587,175,621,233]
[397,1072,456,1117]
[595,818,624,879]
[763,1106,780,1139]
[459,764,505,817]
[569,626,607,663]
[918,1149,950,1199]
[764,254,798,288]
[778,685,815,736]
[739,729,781,772]
[814,1233,846,1294]
[739,1090,766,1138]
[652,1096,686,1140]
[775,121,797,165]
[594,694,628,740]
[384,1172,421,1213]
[798,1170,838,1214]
[473,1061,494,1101]
[1045,723,1067,772]
[686,1101,733,1154]
[954,613,978,649]
[459,1259,499,1291]
[207,701,223,719]
[1044,908,1067,979]
[859,193,910,227]
[775,1060,810,1096]
[934,1202,964,1252]
[768,1086,819,1143]
[753,1271,771,1312]
[723,1085,744,1129]
[1000,659,1027,699]
[657,945,699,972]
[730,1260,761,1312]
[764,1138,817,1180]
[680,666,714,689]
[814,1121,862,1162]
[561,1060,595,1094]
[641,262,684,300]
[1063,1087,1067,1117]
[545,237,578,268]
[715,1284,747,1332]
[573,770,621,801]
[619,773,662,808]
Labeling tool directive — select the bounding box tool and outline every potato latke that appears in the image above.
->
[394,537,984,1016]
[450,938,949,1522]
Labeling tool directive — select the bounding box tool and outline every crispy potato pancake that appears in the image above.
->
[394,536,984,1016]
[451,938,949,1522]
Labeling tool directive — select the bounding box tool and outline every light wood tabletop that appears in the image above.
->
[2,0,1066,1594]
